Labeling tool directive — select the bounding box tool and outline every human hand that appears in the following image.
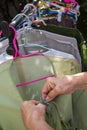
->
[21,100,46,130]
[42,76,76,102]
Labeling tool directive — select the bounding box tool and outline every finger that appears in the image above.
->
[46,88,59,102]
[21,101,29,110]
[20,101,29,123]
[21,100,39,113]
[37,103,46,110]
[28,100,40,105]
[42,77,56,99]
[22,100,39,107]
[42,81,50,99]
[20,101,29,118]
[37,103,46,115]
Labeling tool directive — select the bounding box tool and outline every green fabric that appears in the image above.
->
[80,44,87,71]
[0,56,54,130]
[0,127,3,130]
[46,55,80,77]
[35,25,87,71]
[72,90,87,130]
[0,60,26,130]
[0,54,80,130]
[11,56,54,100]
[45,95,73,130]
[11,56,77,130]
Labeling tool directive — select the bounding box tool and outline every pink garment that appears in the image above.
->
[63,0,78,5]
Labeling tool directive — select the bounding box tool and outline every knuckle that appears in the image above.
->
[49,89,58,97]
[47,77,52,82]
[21,101,28,107]
[38,103,46,110]
[53,88,58,94]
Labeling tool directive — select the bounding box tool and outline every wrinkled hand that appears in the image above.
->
[42,76,76,102]
[21,100,46,130]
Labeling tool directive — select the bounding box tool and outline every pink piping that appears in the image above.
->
[16,74,55,87]
[9,25,20,59]
[9,25,55,87]
[9,25,44,59]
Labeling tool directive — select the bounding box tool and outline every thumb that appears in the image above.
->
[38,103,46,110]
[46,88,58,102]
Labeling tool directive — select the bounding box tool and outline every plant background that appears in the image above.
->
[77,0,87,41]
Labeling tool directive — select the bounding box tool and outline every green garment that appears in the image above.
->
[73,90,87,129]
[0,54,80,130]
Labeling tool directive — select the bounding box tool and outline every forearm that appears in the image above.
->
[72,72,87,90]
[27,120,54,130]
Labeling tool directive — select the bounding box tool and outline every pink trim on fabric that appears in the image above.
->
[20,52,44,58]
[9,25,20,59]
[9,26,44,59]
[9,26,55,88]
[16,74,55,87]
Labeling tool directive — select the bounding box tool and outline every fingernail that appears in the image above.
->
[42,96,45,100]
[46,96,50,101]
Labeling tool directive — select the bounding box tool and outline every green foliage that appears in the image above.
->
[77,1,87,41]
